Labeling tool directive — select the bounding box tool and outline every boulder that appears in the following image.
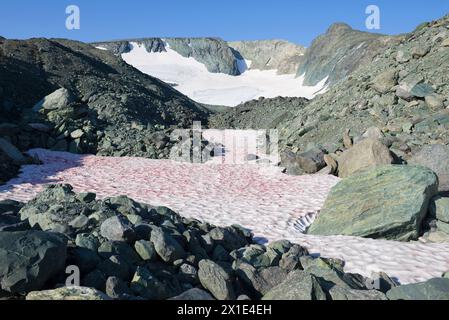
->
[100,215,135,242]
[32,88,76,112]
[409,144,449,191]
[0,138,26,163]
[150,226,186,263]
[262,270,326,300]
[26,286,111,300]
[105,276,133,299]
[386,278,449,300]
[371,70,397,94]
[134,240,157,261]
[236,263,288,297]
[198,259,235,300]
[425,94,444,110]
[294,148,327,174]
[429,197,449,223]
[0,231,67,294]
[308,165,439,241]
[329,287,387,300]
[337,139,394,178]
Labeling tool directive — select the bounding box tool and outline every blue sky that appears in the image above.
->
[1,0,448,46]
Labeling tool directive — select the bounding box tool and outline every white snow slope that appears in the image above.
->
[120,42,327,107]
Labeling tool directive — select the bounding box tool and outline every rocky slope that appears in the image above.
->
[228,40,305,74]
[213,14,449,178]
[297,23,401,86]
[93,37,242,75]
[0,37,210,165]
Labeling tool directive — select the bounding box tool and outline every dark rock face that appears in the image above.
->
[228,40,306,74]
[0,231,67,294]
[296,23,399,86]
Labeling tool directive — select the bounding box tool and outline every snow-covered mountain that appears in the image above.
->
[94,38,326,106]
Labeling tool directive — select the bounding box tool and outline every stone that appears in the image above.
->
[411,83,435,98]
[198,259,235,300]
[69,247,101,273]
[329,287,387,300]
[100,215,135,242]
[343,129,353,149]
[294,148,326,174]
[208,227,247,252]
[236,263,288,298]
[371,70,397,94]
[302,257,367,291]
[98,241,140,264]
[362,127,385,140]
[323,154,338,174]
[429,197,449,223]
[70,129,84,139]
[337,139,394,178]
[130,266,178,300]
[262,270,326,300]
[425,94,444,110]
[75,233,100,251]
[409,144,449,191]
[396,50,411,63]
[134,240,157,261]
[441,38,449,47]
[169,288,215,300]
[387,278,449,300]
[411,45,430,58]
[0,138,26,163]
[26,286,111,300]
[106,276,133,299]
[308,165,439,241]
[437,221,449,234]
[0,231,67,294]
[98,255,131,280]
[150,226,186,263]
[32,88,76,112]
[178,263,199,285]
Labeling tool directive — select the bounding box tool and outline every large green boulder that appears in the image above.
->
[307,165,439,241]
[386,278,449,300]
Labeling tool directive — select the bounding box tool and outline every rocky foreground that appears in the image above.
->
[1,183,449,301]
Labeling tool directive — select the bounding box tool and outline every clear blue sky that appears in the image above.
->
[1,0,448,46]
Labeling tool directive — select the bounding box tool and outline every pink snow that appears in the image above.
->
[1,149,449,284]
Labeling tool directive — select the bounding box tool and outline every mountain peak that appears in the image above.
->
[327,23,353,34]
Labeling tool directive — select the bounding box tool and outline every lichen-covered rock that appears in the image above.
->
[26,286,111,300]
[198,260,235,300]
[262,270,326,300]
[386,278,449,300]
[150,226,186,263]
[308,165,439,241]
